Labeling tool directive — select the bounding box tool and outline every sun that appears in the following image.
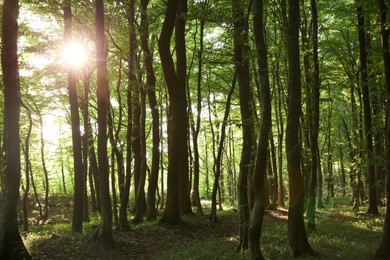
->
[61,42,87,68]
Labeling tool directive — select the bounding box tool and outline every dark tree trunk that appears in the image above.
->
[63,4,84,233]
[357,0,378,215]
[119,0,135,231]
[375,0,390,257]
[306,0,320,232]
[191,1,207,215]
[248,0,272,258]
[158,0,182,224]
[140,0,161,221]
[210,75,236,222]
[0,0,31,257]
[285,0,315,256]
[175,0,192,216]
[94,0,114,245]
[232,0,255,252]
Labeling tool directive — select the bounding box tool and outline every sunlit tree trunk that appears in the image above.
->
[0,0,31,257]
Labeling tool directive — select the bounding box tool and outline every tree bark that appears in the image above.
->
[248,0,272,258]
[375,0,390,256]
[0,0,31,257]
[306,0,320,232]
[232,0,255,252]
[285,0,315,256]
[158,0,182,224]
[63,3,84,233]
[94,0,114,244]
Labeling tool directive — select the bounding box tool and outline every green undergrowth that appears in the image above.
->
[21,198,387,259]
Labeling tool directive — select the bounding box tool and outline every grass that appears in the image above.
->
[20,196,387,259]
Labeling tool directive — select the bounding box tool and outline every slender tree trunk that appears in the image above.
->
[285,0,315,256]
[248,0,272,258]
[21,102,33,232]
[94,0,114,244]
[38,113,50,221]
[0,0,31,256]
[119,0,135,231]
[307,0,320,232]
[232,0,255,252]
[210,75,236,222]
[63,3,84,233]
[140,0,161,221]
[357,0,378,215]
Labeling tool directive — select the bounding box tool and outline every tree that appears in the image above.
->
[285,0,315,256]
[306,0,320,232]
[94,0,114,244]
[248,0,272,258]
[0,0,31,257]
[158,0,185,224]
[232,0,255,252]
[375,0,390,257]
[356,0,378,215]
[63,1,84,233]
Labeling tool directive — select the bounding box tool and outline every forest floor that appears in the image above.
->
[22,196,386,259]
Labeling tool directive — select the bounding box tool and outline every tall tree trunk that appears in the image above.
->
[158,0,182,224]
[248,0,272,258]
[232,0,255,252]
[140,0,161,221]
[357,1,378,215]
[0,0,31,257]
[21,102,33,232]
[210,75,236,222]
[285,0,315,256]
[307,0,320,232]
[191,1,208,215]
[119,0,135,231]
[175,0,192,216]
[63,3,84,233]
[38,113,50,221]
[375,0,390,256]
[94,0,114,244]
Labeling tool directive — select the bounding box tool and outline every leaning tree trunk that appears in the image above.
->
[0,0,31,257]
[248,0,272,258]
[285,0,315,256]
[94,0,114,245]
[357,0,378,215]
[375,0,390,257]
